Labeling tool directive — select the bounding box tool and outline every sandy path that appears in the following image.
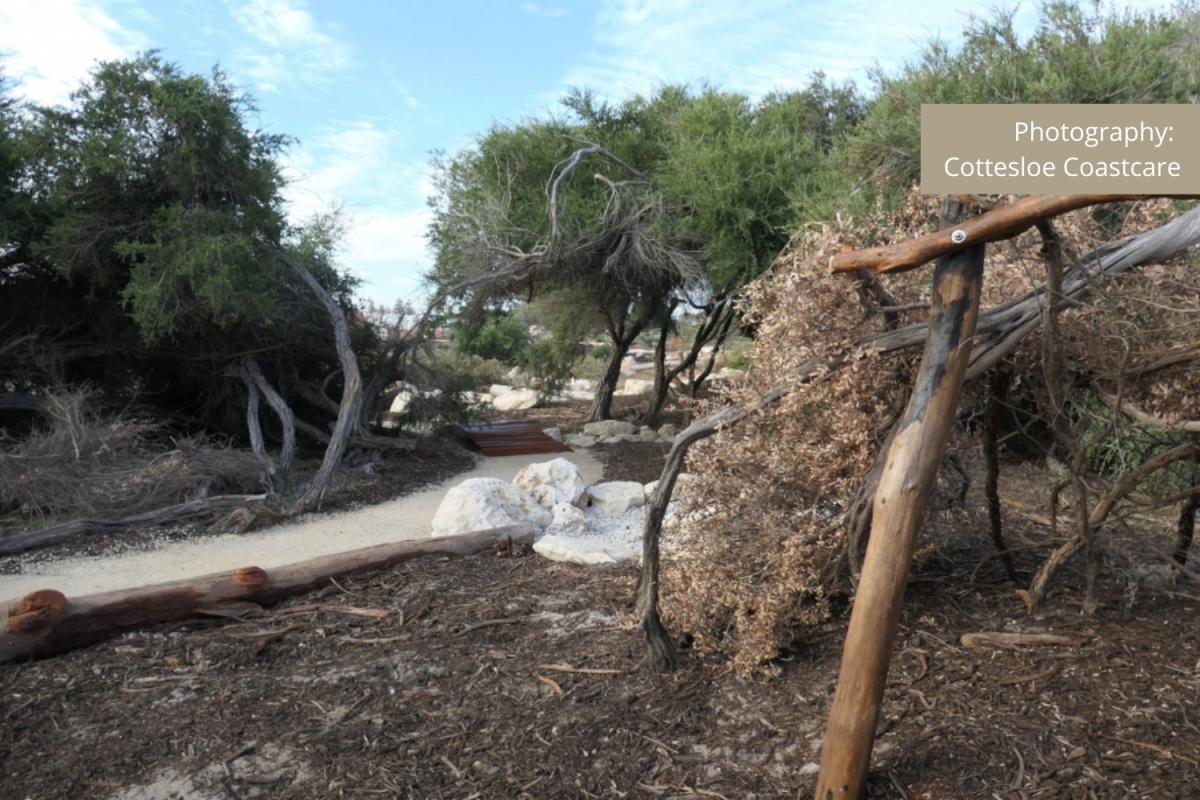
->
[0,451,604,600]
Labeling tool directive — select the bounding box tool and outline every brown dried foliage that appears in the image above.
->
[0,388,264,523]
[661,193,1199,672]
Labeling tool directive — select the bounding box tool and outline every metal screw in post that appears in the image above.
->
[950,229,967,244]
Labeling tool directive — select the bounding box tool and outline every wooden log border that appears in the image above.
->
[0,524,536,664]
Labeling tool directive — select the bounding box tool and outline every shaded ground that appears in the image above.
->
[3,484,1198,799]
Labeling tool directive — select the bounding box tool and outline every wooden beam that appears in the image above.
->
[830,195,1149,275]
[815,207,986,798]
[0,524,535,664]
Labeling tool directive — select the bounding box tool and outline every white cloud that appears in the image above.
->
[283,119,435,304]
[228,0,354,92]
[522,2,568,17]
[559,0,1178,102]
[0,0,144,105]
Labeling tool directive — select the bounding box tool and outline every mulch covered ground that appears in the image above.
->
[3,511,1198,799]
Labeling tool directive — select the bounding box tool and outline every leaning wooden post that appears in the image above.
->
[815,207,985,799]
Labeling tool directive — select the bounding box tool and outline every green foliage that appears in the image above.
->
[659,77,863,290]
[24,53,291,341]
[835,3,1200,210]
[590,342,613,361]
[0,53,361,434]
[451,314,530,364]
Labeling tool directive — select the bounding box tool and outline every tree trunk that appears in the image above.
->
[1036,221,1098,614]
[588,333,632,423]
[273,248,365,512]
[1176,493,1198,567]
[0,524,535,664]
[242,357,297,491]
[687,299,736,398]
[243,378,271,486]
[815,209,985,799]
[645,307,675,427]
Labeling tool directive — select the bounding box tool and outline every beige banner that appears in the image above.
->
[921,104,1199,194]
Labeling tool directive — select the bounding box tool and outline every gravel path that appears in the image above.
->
[0,451,604,600]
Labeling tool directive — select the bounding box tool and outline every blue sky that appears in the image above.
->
[0,0,1175,305]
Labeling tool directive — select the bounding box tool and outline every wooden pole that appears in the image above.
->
[0,524,535,664]
[830,194,1149,275]
[815,209,986,798]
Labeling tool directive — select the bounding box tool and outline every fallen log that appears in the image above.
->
[0,494,269,557]
[961,631,1082,648]
[831,194,1151,274]
[0,523,535,664]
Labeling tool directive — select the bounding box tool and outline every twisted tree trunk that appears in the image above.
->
[272,248,364,512]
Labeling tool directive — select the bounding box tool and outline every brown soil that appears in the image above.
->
[4,468,1199,799]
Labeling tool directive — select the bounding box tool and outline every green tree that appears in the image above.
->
[642,79,863,422]
[836,3,1200,210]
[428,87,699,421]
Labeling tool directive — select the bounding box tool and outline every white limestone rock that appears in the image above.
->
[620,378,654,396]
[543,427,563,442]
[638,426,658,442]
[657,423,679,439]
[589,481,646,513]
[513,457,588,509]
[431,478,550,536]
[565,433,597,448]
[582,419,638,437]
[488,384,512,397]
[389,391,415,415]
[546,501,588,535]
[491,387,539,411]
[533,534,620,565]
[643,480,658,501]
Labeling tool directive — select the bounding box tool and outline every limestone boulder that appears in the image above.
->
[620,378,654,395]
[565,433,597,448]
[588,481,646,513]
[431,478,550,536]
[533,534,620,565]
[638,426,658,442]
[543,427,563,442]
[513,457,588,509]
[582,419,638,437]
[491,387,539,411]
[657,423,679,440]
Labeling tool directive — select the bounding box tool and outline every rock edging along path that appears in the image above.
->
[0,451,603,601]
